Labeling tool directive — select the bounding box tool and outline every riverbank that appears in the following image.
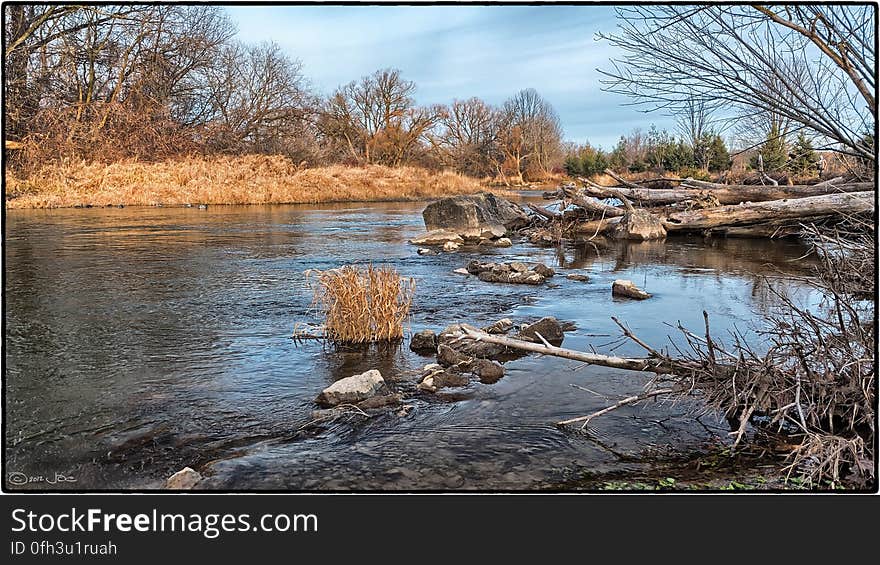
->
[4,155,489,209]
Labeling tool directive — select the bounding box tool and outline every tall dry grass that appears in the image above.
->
[4,155,486,209]
[306,265,415,344]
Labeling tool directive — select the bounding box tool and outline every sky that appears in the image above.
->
[225,4,679,149]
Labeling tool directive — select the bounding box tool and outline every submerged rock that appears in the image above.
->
[519,317,565,344]
[410,229,464,246]
[612,279,652,300]
[166,467,202,490]
[422,191,529,232]
[611,210,667,241]
[410,330,438,354]
[478,270,544,285]
[566,273,591,282]
[315,369,387,407]
[357,393,404,410]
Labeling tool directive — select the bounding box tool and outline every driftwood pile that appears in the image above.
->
[527,169,874,241]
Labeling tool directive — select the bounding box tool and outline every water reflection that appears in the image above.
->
[5,202,818,489]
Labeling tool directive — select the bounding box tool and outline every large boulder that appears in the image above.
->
[315,369,387,407]
[611,210,667,241]
[422,192,529,233]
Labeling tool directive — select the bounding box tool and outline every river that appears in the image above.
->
[4,198,819,490]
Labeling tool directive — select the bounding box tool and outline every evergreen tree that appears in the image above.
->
[787,132,818,175]
[707,134,730,172]
[750,124,788,172]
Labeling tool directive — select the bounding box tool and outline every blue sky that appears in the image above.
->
[225,4,678,149]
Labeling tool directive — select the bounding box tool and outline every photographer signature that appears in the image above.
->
[8,471,77,486]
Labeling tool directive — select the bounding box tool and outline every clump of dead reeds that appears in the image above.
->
[305,265,415,343]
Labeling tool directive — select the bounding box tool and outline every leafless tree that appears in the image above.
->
[599,4,876,161]
[431,97,498,176]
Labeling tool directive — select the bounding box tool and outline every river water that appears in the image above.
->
[4,198,819,490]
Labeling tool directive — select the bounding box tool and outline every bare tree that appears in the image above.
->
[598,4,876,161]
[320,68,441,166]
[431,97,498,176]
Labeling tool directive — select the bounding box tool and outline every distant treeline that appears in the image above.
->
[4,5,567,184]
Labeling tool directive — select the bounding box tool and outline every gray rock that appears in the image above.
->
[410,330,438,354]
[566,273,591,282]
[453,268,470,276]
[478,270,545,285]
[410,230,464,246]
[493,237,513,248]
[166,467,202,490]
[423,191,529,232]
[510,261,529,273]
[417,248,437,256]
[611,210,667,241]
[519,317,565,344]
[315,369,387,407]
[612,279,652,300]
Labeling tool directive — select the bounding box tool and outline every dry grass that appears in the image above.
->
[4,155,486,209]
[305,265,415,344]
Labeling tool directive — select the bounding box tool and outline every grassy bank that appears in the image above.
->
[4,155,487,209]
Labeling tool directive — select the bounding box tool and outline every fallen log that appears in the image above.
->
[664,191,874,232]
[458,325,673,373]
[527,202,561,220]
[580,182,873,206]
[562,186,626,217]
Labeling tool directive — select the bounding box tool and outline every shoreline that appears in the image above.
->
[5,155,515,210]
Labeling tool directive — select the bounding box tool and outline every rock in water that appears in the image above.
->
[410,330,438,354]
[483,318,514,334]
[566,274,591,282]
[438,323,508,359]
[453,268,470,276]
[315,370,387,406]
[166,467,202,490]
[443,241,460,252]
[417,248,437,256]
[611,209,667,240]
[612,279,652,300]
[519,317,565,344]
[493,237,513,248]
[410,230,464,246]
[422,192,529,232]
[532,263,555,277]
[468,358,505,384]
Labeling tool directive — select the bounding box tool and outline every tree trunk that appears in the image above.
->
[664,191,874,232]
[580,182,872,206]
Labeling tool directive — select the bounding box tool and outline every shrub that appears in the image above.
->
[306,265,415,343]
